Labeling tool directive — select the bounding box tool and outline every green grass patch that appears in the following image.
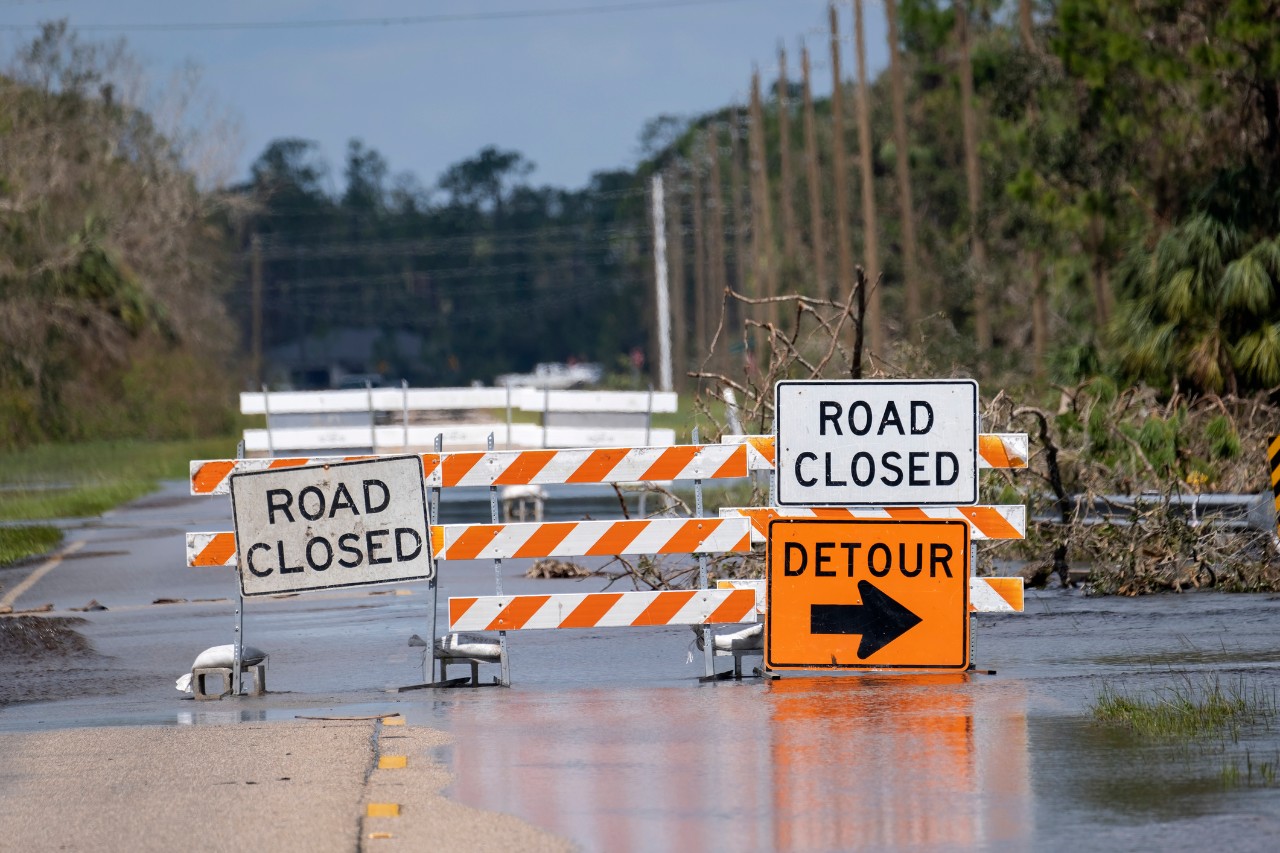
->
[1092,675,1278,740]
[0,525,64,567]
[0,436,239,521]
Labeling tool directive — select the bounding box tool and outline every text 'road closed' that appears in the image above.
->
[766,518,970,671]
[775,380,978,506]
[230,456,433,596]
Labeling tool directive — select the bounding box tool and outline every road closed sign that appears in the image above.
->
[766,518,970,670]
[775,379,978,506]
[230,456,433,597]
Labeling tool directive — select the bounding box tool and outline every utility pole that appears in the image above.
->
[854,0,883,357]
[828,3,854,312]
[776,44,800,283]
[801,44,828,302]
[250,233,263,388]
[885,0,923,335]
[650,174,673,393]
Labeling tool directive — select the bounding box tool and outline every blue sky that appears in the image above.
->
[2,0,889,191]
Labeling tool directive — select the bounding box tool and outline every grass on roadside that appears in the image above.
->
[0,436,239,521]
[0,525,64,568]
[1092,674,1278,740]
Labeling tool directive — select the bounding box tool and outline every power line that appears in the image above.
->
[0,0,763,33]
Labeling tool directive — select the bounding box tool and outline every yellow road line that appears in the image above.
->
[378,755,407,769]
[0,540,86,609]
[367,803,400,818]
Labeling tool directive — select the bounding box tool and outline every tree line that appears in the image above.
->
[4,3,1280,449]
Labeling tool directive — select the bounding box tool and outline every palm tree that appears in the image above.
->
[1113,213,1280,394]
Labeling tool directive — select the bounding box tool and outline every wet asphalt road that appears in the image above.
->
[3,481,1280,851]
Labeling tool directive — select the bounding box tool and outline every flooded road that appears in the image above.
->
[2,481,1280,850]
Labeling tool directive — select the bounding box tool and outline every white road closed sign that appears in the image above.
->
[230,456,434,597]
[775,379,978,507]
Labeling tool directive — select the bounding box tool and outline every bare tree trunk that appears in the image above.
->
[884,0,923,336]
[1030,251,1047,378]
[1090,215,1111,327]
[828,2,854,315]
[727,109,752,374]
[956,0,990,354]
[800,45,828,303]
[691,141,709,361]
[853,0,882,360]
[776,45,800,287]
[706,128,728,368]
[665,165,687,390]
[1018,0,1036,53]
[749,70,777,331]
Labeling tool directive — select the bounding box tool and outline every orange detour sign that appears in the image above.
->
[766,518,970,671]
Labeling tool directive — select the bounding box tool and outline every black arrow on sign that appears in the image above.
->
[810,580,923,659]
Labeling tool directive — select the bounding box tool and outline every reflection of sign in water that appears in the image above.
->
[230,456,433,597]
[766,518,969,670]
[770,676,1031,850]
[774,379,978,506]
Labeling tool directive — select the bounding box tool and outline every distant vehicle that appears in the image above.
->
[495,362,603,390]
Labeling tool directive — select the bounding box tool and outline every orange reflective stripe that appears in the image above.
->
[956,507,1020,539]
[640,445,701,480]
[632,590,695,625]
[493,450,557,485]
[194,533,237,566]
[268,458,310,469]
[449,597,478,626]
[886,508,930,520]
[431,526,445,556]
[192,461,235,494]
[747,436,775,465]
[421,453,441,480]
[511,523,575,559]
[585,520,649,556]
[566,448,629,483]
[442,452,484,488]
[986,577,1024,611]
[705,589,755,624]
[446,524,501,560]
[978,435,1014,469]
[711,445,749,479]
[488,595,551,630]
[561,593,624,628]
[662,519,719,554]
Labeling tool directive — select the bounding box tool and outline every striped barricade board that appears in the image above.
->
[187,517,752,567]
[720,433,1029,472]
[448,588,758,632]
[715,577,1025,614]
[190,443,751,495]
[719,505,1026,542]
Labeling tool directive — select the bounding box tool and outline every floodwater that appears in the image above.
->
[3,481,1280,850]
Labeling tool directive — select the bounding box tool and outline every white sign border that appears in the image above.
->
[773,378,979,508]
[229,455,434,597]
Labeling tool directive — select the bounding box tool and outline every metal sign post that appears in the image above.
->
[488,432,510,686]
[232,439,246,697]
[426,433,442,683]
[693,427,714,679]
